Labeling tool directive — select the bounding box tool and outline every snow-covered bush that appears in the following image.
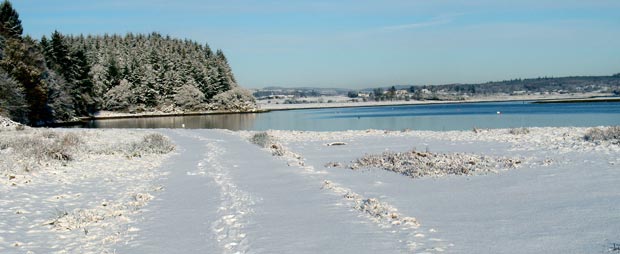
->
[348,149,522,178]
[104,79,134,111]
[584,126,620,143]
[249,132,286,156]
[0,115,22,130]
[0,131,81,174]
[173,84,206,110]
[209,88,257,112]
[127,133,175,156]
[509,127,530,135]
[14,124,25,131]
[250,132,272,148]
[0,129,175,176]
[0,128,179,210]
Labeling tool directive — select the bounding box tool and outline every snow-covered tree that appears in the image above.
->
[0,68,27,121]
[103,79,133,111]
[46,71,76,121]
[209,88,256,112]
[59,32,251,111]
[0,36,52,124]
[0,0,22,38]
[1,0,257,124]
[89,63,109,100]
[173,82,205,110]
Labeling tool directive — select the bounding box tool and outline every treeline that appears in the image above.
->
[345,75,620,102]
[408,75,620,97]
[0,0,254,126]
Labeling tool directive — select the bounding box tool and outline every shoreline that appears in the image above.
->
[258,93,618,111]
[46,109,271,126]
[81,109,270,120]
[49,93,618,126]
[261,98,525,112]
[533,97,620,104]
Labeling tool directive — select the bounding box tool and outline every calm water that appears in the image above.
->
[83,101,620,131]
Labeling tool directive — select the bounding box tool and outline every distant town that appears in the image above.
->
[252,74,620,105]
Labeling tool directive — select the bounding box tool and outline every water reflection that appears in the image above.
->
[86,113,257,130]
[83,101,620,131]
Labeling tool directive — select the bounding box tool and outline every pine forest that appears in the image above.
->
[0,1,256,126]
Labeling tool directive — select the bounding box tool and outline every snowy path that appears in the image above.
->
[113,131,222,253]
[116,130,425,253]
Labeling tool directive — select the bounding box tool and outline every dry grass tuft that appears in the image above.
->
[584,126,620,143]
[250,132,272,148]
[128,133,175,156]
[0,131,80,163]
[0,130,175,175]
[509,127,530,135]
[349,149,522,178]
[249,132,286,156]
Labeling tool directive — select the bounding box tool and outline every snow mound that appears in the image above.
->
[0,116,22,129]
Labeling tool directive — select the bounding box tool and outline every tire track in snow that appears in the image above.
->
[320,178,451,253]
[248,132,452,253]
[203,142,255,253]
[179,131,256,254]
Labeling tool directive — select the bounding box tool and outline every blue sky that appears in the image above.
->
[13,0,620,88]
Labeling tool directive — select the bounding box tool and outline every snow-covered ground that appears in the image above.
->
[258,127,620,253]
[0,127,173,253]
[2,126,619,253]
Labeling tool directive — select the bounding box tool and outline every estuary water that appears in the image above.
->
[83,101,620,131]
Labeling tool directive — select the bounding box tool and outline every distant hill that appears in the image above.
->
[254,87,352,98]
[405,75,620,96]
[255,74,620,100]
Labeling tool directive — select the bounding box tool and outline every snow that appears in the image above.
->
[267,128,620,253]
[0,129,172,253]
[0,116,22,130]
[2,126,619,253]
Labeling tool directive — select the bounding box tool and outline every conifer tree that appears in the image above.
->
[39,35,52,64]
[0,36,51,124]
[106,56,121,87]
[215,49,237,86]
[70,48,97,114]
[204,43,213,59]
[0,67,27,121]
[49,31,71,74]
[0,0,22,38]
